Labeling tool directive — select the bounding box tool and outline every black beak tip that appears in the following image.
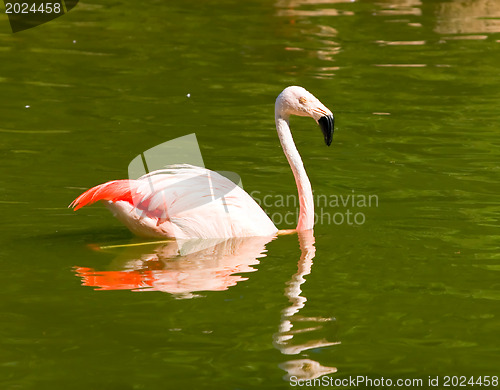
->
[318,115,334,146]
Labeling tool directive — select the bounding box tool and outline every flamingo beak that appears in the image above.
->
[318,114,334,146]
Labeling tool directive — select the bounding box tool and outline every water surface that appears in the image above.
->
[0,0,499,388]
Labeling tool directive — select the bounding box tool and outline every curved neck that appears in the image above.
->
[275,115,314,231]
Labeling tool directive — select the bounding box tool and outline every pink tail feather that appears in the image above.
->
[70,180,136,211]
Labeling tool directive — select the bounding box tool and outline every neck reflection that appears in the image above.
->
[274,230,339,381]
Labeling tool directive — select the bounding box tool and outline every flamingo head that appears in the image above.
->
[275,86,335,146]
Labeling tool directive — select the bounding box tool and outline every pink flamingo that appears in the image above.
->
[70,86,334,239]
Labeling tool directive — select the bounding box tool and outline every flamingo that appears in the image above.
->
[70,86,334,239]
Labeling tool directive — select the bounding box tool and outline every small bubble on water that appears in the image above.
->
[25,105,30,108]
[186,93,191,98]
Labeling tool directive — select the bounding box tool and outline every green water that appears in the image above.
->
[1,0,499,389]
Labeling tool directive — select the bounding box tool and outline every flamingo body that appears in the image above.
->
[71,165,278,239]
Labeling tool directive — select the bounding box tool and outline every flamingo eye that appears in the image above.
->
[299,97,307,105]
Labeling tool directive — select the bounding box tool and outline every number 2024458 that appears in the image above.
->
[5,3,62,14]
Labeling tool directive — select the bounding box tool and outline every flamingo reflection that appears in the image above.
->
[75,235,275,298]
[75,231,339,379]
